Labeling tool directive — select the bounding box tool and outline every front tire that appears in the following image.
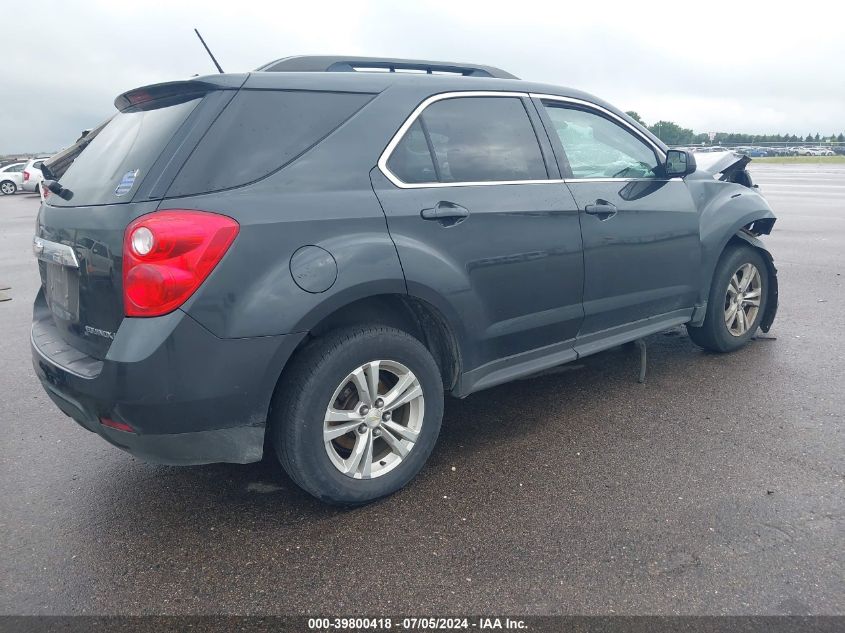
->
[270,326,444,505]
[687,244,769,353]
[0,180,16,195]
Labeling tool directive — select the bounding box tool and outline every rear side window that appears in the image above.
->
[386,96,547,184]
[386,120,437,184]
[167,90,373,197]
[53,98,201,206]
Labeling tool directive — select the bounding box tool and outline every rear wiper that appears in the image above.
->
[43,180,73,201]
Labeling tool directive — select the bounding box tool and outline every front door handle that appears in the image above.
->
[584,200,618,220]
[421,201,470,223]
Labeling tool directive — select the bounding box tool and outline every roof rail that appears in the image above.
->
[256,55,519,80]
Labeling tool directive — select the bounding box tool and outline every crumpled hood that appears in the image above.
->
[693,151,751,177]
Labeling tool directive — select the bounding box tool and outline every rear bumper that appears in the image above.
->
[38,381,265,464]
[32,292,305,465]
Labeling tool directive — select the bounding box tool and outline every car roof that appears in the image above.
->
[236,70,667,151]
[123,59,666,153]
[235,68,603,103]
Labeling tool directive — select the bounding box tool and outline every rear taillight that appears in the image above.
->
[123,210,239,317]
[23,171,30,181]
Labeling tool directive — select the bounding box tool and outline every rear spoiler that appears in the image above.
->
[114,75,247,112]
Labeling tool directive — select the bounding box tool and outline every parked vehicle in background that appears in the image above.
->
[815,148,835,156]
[31,55,779,505]
[21,157,51,193]
[833,146,845,156]
[796,147,820,156]
[769,147,796,157]
[0,162,26,195]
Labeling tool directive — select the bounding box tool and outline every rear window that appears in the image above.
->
[54,97,201,206]
[166,89,373,197]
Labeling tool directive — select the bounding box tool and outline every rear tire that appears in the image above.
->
[687,244,769,353]
[270,326,444,505]
[0,180,16,195]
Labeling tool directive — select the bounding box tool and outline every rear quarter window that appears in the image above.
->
[166,89,374,197]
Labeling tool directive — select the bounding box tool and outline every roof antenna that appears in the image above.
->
[194,28,224,73]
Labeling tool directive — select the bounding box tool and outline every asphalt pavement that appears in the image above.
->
[1,164,843,616]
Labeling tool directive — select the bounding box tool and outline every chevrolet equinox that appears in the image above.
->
[32,56,778,504]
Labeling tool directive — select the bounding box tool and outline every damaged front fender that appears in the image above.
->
[687,171,776,298]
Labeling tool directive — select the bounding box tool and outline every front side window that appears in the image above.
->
[543,104,660,179]
[387,96,547,184]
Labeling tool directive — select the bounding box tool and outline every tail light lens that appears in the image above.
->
[123,210,239,317]
[23,171,30,181]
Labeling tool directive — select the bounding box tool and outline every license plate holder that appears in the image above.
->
[45,262,80,322]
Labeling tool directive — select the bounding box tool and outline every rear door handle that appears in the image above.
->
[584,200,617,220]
[421,201,470,222]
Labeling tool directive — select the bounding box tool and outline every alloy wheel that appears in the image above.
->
[323,360,425,479]
[724,262,762,336]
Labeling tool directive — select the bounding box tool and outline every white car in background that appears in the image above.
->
[21,157,51,193]
[0,162,26,195]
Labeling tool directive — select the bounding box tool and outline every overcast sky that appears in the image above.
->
[3,0,844,154]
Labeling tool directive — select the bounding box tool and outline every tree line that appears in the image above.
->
[625,112,844,146]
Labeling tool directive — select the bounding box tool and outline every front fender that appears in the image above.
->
[691,180,776,301]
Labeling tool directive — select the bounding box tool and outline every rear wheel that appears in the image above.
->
[0,180,16,195]
[271,326,444,505]
[687,245,769,352]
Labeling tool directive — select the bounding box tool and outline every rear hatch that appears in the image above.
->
[35,78,241,359]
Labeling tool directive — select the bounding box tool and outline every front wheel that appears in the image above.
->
[0,180,16,195]
[271,326,444,505]
[687,244,769,353]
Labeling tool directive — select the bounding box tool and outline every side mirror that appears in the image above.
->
[665,149,696,177]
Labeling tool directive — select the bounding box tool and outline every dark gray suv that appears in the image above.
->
[32,56,777,504]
